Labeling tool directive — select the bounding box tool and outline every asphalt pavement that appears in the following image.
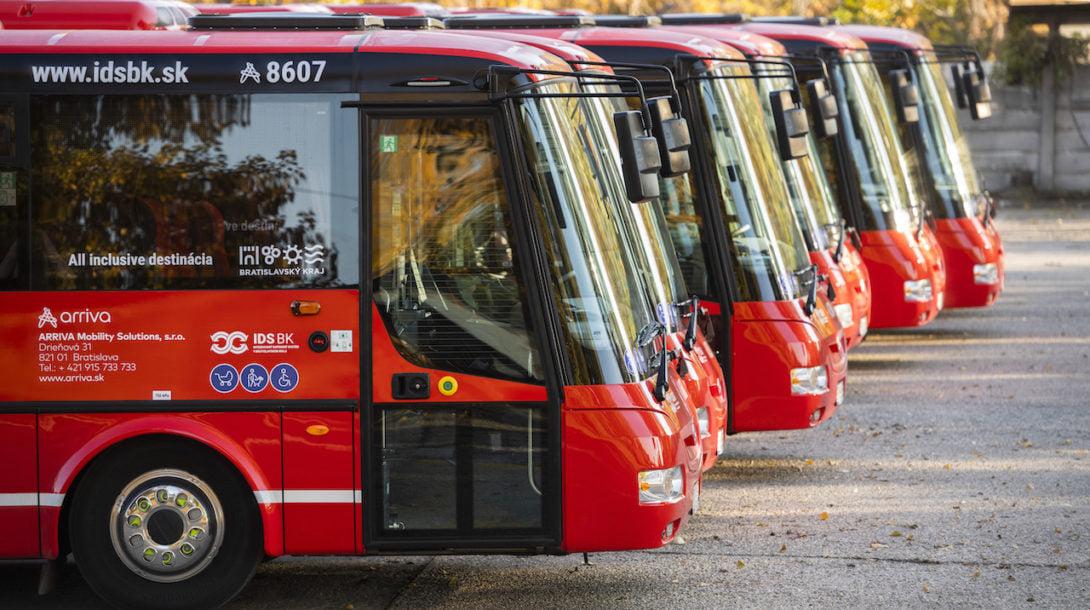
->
[3,206,1088,608]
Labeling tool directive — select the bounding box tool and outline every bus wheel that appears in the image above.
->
[69,439,262,609]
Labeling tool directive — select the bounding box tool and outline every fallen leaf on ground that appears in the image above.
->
[736,560,745,569]
[819,511,829,521]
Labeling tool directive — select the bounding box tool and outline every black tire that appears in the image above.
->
[68,438,262,609]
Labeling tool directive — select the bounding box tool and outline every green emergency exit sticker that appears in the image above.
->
[0,171,14,207]
[379,135,398,153]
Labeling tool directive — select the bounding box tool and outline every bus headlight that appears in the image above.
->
[973,263,999,285]
[833,303,854,328]
[903,279,933,303]
[638,466,683,504]
[696,407,710,439]
[790,365,828,396]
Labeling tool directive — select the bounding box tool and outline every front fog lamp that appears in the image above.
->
[903,278,933,303]
[790,365,828,396]
[973,263,999,285]
[696,407,710,439]
[859,315,869,337]
[717,429,726,456]
[833,303,854,329]
[638,466,683,504]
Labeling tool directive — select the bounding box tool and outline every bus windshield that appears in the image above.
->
[754,71,834,252]
[583,82,690,332]
[516,80,660,386]
[697,64,810,302]
[914,57,984,219]
[832,52,919,232]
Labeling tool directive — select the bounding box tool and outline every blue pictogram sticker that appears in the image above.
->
[210,364,239,394]
[240,363,269,393]
[270,363,300,393]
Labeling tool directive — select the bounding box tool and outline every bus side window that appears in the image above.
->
[370,116,544,384]
[0,102,26,291]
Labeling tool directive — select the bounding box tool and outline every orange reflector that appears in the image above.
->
[291,300,321,316]
[305,424,330,437]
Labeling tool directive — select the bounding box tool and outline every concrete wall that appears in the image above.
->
[962,65,1090,194]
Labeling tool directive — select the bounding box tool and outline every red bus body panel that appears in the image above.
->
[562,384,695,551]
[729,300,846,432]
[811,247,865,349]
[859,229,941,328]
[838,241,873,348]
[934,217,1004,308]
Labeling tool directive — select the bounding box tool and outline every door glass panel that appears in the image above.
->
[377,406,547,536]
[370,116,543,383]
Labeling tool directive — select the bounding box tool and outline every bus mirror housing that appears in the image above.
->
[889,69,920,124]
[963,69,993,120]
[646,96,692,178]
[614,110,663,203]
[770,89,809,161]
[806,78,839,138]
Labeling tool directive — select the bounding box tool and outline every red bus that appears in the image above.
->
[655,18,873,349]
[837,25,1004,308]
[446,15,849,434]
[732,18,948,328]
[0,15,700,606]
[454,23,729,473]
[0,0,198,30]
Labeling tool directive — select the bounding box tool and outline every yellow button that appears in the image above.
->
[437,376,459,397]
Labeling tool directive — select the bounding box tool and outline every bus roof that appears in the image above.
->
[835,24,934,53]
[560,26,745,62]
[0,0,196,30]
[0,27,571,97]
[660,24,786,58]
[327,3,448,17]
[460,30,606,65]
[738,21,866,52]
[195,4,332,15]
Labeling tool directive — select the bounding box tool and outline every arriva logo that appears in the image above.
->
[38,307,58,329]
[37,307,112,327]
[211,331,249,355]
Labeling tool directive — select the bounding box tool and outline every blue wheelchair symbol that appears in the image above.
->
[210,364,239,394]
[240,363,269,393]
[270,363,299,393]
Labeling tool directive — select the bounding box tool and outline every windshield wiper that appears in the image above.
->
[795,265,819,316]
[827,219,846,263]
[638,320,670,403]
[682,296,700,352]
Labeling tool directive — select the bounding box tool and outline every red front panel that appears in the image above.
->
[562,384,693,552]
[838,242,872,349]
[810,248,862,349]
[934,217,1004,308]
[858,229,940,329]
[0,414,39,558]
[0,290,360,403]
[283,411,356,555]
[919,224,948,307]
[730,300,845,433]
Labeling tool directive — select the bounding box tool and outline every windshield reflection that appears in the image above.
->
[516,80,658,385]
[914,58,983,219]
[832,53,919,232]
[697,65,809,302]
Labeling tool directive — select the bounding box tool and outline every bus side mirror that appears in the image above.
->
[770,89,809,161]
[806,78,839,138]
[889,69,919,124]
[614,110,662,203]
[646,96,691,178]
[962,69,992,120]
[951,64,967,108]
